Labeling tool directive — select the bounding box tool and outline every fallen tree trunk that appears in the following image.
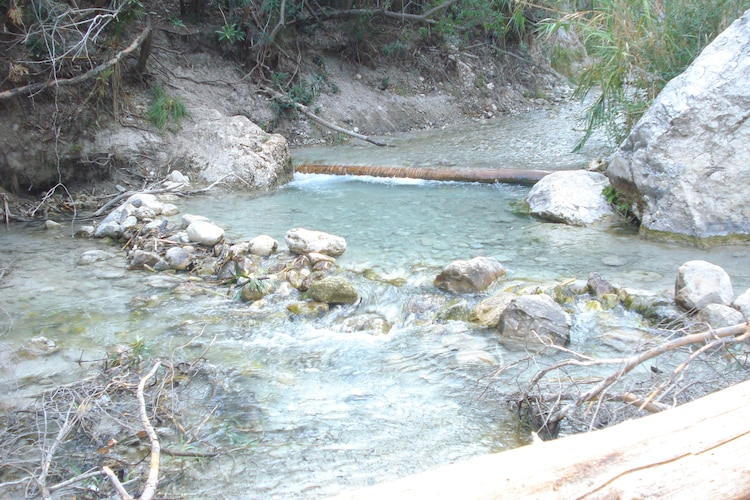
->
[333,379,750,499]
[295,164,550,185]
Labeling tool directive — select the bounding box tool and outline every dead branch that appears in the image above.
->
[259,86,389,146]
[137,361,163,500]
[318,0,458,24]
[523,322,750,430]
[102,466,133,500]
[0,20,152,101]
[37,404,79,500]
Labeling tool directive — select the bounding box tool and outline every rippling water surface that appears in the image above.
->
[2,103,750,498]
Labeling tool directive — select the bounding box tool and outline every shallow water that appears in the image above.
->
[2,103,750,498]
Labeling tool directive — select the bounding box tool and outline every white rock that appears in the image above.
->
[696,304,745,329]
[125,193,164,215]
[186,221,225,246]
[527,170,614,226]
[161,203,180,216]
[674,260,734,311]
[182,213,211,229]
[733,288,750,320]
[94,221,122,239]
[166,170,190,185]
[285,228,347,257]
[249,235,279,256]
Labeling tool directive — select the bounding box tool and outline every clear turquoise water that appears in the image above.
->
[2,104,749,498]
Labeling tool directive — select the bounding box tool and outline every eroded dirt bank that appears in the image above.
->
[0,10,577,212]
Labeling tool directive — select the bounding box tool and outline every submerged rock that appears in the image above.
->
[674,260,734,311]
[77,249,115,265]
[287,301,330,316]
[470,292,517,327]
[339,313,392,335]
[499,294,571,346]
[307,276,359,304]
[434,256,506,294]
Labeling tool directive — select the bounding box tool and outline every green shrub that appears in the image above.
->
[147,86,188,131]
[216,22,246,44]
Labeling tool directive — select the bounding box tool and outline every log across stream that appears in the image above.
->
[295,164,551,185]
[334,379,750,499]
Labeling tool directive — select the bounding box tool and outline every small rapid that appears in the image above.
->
[2,102,750,498]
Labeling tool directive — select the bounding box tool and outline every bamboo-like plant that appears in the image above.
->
[147,86,188,131]
[541,0,750,151]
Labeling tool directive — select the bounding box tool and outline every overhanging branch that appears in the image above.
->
[0,20,152,101]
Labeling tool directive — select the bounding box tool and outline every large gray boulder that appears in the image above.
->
[499,294,571,346]
[608,10,750,239]
[86,110,293,190]
[434,256,506,294]
[527,170,614,226]
[176,112,292,189]
[674,260,734,311]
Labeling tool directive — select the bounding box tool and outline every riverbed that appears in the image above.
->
[2,103,750,498]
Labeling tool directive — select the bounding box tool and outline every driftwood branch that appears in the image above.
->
[319,0,458,24]
[137,361,163,500]
[524,322,750,428]
[296,164,549,185]
[260,86,389,146]
[102,466,133,500]
[0,20,152,101]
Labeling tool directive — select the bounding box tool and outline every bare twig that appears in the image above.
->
[0,20,152,101]
[102,466,133,500]
[259,86,390,147]
[137,361,163,500]
[37,404,79,500]
[318,0,458,24]
[524,322,750,428]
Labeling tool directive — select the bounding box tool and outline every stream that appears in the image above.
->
[2,102,750,498]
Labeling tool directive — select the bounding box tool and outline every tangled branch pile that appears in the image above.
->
[0,339,245,499]
[494,321,750,439]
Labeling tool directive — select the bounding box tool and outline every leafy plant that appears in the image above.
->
[542,0,750,151]
[602,185,631,218]
[216,22,246,44]
[169,15,186,28]
[147,86,188,131]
